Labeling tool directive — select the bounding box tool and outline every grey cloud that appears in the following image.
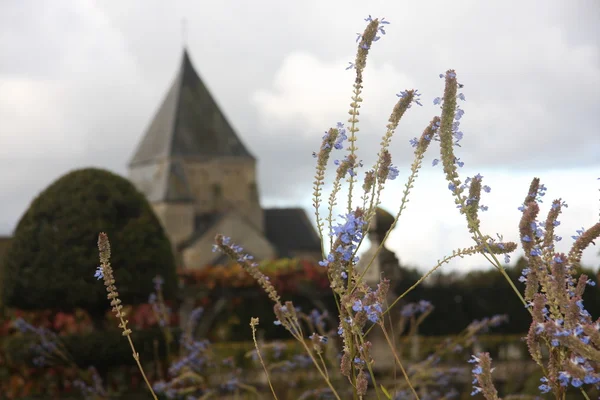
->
[0,0,598,237]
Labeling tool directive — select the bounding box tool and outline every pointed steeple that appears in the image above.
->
[129,49,254,167]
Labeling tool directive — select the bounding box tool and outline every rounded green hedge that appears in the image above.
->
[1,168,178,319]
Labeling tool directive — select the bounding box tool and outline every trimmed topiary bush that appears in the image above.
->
[1,168,178,322]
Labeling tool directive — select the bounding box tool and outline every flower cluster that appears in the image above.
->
[433,71,520,267]
[203,14,599,400]
[13,317,109,398]
[12,318,59,367]
[469,353,500,399]
[349,291,384,325]
[332,280,390,396]
[466,315,508,336]
[396,311,508,398]
[334,153,363,178]
[148,276,172,328]
[475,235,518,264]
[457,174,491,213]
[437,69,467,199]
[312,122,348,159]
[410,118,440,149]
[213,235,278,303]
[307,309,331,332]
[322,210,366,265]
[152,306,254,399]
[169,336,209,377]
[478,178,600,396]
[95,233,131,336]
[400,300,433,318]
[432,70,466,148]
[347,16,390,70]
[72,367,108,400]
[319,209,367,292]
[397,88,423,107]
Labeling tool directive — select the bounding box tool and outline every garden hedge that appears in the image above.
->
[1,168,178,322]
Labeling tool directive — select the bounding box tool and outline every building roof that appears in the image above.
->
[129,49,254,167]
[263,208,322,257]
[177,208,321,260]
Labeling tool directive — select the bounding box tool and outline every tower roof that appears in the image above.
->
[129,49,255,167]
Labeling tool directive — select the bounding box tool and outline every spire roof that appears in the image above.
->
[129,49,254,167]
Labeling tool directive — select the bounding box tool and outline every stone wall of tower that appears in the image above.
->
[183,157,264,232]
[152,202,195,248]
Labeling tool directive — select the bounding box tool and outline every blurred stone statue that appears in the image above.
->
[356,207,402,289]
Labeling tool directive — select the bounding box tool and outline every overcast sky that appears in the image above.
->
[1,0,599,272]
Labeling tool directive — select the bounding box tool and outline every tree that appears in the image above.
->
[1,168,178,323]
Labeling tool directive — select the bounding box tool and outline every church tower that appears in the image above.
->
[128,49,270,266]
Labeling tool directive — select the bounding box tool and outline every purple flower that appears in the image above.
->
[535,323,545,334]
[388,165,399,180]
[571,227,585,240]
[13,318,35,333]
[558,371,571,387]
[319,253,334,267]
[326,212,367,262]
[153,275,164,291]
[334,123,348,149]
[539,377,551,393]
[189,307,204,322]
